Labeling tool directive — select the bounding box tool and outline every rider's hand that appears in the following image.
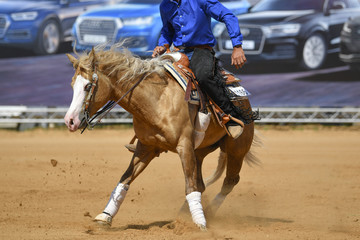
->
[231,45,247,69]
[152,46,166,58]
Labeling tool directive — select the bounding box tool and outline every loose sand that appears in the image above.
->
[0,126,359,239]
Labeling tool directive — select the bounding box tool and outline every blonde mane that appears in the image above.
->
[76,44,172,85]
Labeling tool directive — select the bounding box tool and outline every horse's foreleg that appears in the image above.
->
[177,141,207,230]
[95,142,159,226]
[178,145,216,213]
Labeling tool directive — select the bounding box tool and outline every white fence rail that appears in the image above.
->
[0,106,132,124]
[0,106,359,128]
[258,107,360,123]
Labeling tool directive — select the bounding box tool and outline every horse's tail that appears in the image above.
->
[205,150,227,187]
[205,129,262,188]
[244,129,263,167]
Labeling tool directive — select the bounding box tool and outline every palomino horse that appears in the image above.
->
[64,46,258,230]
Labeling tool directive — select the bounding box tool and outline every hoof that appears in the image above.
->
[125,144,136,153]
[196,224,207,231]
[94,213,112,226]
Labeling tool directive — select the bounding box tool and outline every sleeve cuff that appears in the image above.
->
[231,38,243,48]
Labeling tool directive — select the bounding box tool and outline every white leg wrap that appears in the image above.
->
[103,183,129,217]
[186,191,206,228]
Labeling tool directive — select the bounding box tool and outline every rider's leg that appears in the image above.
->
[189,48,236,117]
[190,48,259,126]
[189,48,259,139]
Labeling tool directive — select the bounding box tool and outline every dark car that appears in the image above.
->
[215,0,360,70]
[340,16,360,72]
[0,0,112,55]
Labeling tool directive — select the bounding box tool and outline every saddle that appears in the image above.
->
[162,51,251,136]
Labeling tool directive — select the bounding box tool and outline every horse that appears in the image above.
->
[64,46,259,230]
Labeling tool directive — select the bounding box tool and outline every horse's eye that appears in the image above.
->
[84,83,92,92]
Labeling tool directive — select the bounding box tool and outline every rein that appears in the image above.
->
[80,69,148,134]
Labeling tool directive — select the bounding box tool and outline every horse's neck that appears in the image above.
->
[110,71,168,119]
[97,54,177,123]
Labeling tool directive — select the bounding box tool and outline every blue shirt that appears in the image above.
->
[158,0,243,48]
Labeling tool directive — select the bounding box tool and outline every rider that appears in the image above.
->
[152,0,258,138]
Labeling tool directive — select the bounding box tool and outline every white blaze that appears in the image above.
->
[64,75,90,131]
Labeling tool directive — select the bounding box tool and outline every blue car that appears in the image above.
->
[72,0,251,57]
[0,0,112,55]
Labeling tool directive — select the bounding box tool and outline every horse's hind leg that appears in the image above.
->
[207,124,254,218]
[94,141,160,226]
[206,151,244,218]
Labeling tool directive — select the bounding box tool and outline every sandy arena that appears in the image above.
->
[0,126,359,240]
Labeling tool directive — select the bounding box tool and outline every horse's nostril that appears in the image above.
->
[70,119,74,125]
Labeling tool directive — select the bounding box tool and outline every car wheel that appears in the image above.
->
[34,19,61,55]
[300,33,327,70]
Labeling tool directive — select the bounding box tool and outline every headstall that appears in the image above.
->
[80,66,148,134]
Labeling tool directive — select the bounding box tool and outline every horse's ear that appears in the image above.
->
[66,54,78,69]
[89,47,96,61]
[89,47,97,68]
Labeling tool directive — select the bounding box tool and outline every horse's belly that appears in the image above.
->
[198,122,226,148]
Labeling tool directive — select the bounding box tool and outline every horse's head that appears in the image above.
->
[64,48,113,132]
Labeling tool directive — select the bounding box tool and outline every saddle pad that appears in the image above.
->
[164,62,200,105]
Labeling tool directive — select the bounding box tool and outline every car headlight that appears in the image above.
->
[11,11,38,21]
[263,23,301,38]
[342,22,352,33]
[122,16,153,26]
[212,23,226,38]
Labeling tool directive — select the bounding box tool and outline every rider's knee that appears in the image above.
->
[196,70,213,85]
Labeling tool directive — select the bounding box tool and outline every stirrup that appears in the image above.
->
[224,115,244,139]
[225,124,243,139]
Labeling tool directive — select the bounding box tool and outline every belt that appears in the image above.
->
[174,45,213,51]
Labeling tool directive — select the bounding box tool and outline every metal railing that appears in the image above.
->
[257,107,360,124]
[0,106,359,128]
[0,106,132,124]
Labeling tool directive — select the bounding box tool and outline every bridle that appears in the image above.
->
[80,66,148,134]
[80,68,107,133]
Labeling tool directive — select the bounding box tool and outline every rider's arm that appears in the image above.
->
[203,0,243,47]
[202,0,246,68]
[153,6,174,57]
